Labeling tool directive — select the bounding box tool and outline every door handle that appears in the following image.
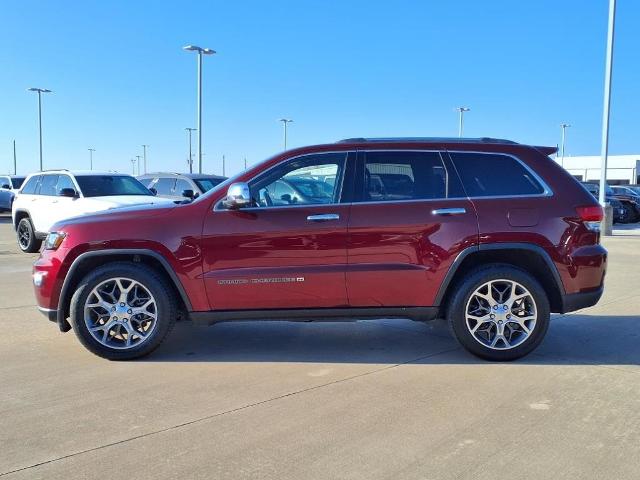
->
[307,213,340,222]
[432,208,466,216]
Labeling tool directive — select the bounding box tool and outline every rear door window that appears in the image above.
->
[355,151,463,202]
[39,175,59,196]
[21,175,41,194]
[449,152,545,197]
[153,178,176,195]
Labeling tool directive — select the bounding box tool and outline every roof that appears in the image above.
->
[336,137,519,145]
[28,170,130,177]
[138,172,226,179]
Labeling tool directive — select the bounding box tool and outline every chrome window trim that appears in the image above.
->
[214,150,351,212]
[446,150,554,199]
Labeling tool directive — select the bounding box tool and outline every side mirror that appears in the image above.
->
[149,187,157,196]
[1,184,10,189]
[281,194,292,203]
[59,188,78,198]
[223,182,251,209]
[182,189,195,199]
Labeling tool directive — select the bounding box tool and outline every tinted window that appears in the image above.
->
[450,153,545,197]
[21,175,41,194]
[11,177,25,189]
[174,179,192,195]
[194,178,225,192]
[251,153,346,207]
[357,151,457,202]
[56,175,76,194]
[153,178,175,195]
[39,175,59,196]
[74,176,151,197]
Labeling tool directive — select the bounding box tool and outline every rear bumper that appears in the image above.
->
[560,286,604,313]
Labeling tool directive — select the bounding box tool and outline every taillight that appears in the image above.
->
[576,205,604,233]
[576,205,604,222]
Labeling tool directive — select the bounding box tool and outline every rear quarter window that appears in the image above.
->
[20,175,42,194]
[449,152,545,197]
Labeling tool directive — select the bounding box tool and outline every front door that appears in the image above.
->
[346,150,478,307]
[201,151,353,310]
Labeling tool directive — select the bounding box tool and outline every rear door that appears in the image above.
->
[346,150,478,307]
[31,174,59,232]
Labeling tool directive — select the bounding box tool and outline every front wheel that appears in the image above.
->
[17,217,42,253]
[70,262,177,360]
[447,265,550,361]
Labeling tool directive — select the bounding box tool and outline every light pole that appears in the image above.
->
[244,157,247,170]
[560,123,571,167]
[27,87,52,171]
[222,154,226,176]
[131,158,137,175]
[88,148,95,170]
[13,140,17,175]
[455,107,470,138]
[185,128,196,173]
[142,144,149,174]
[279,118,293,150]
[599,0,616,215]
[183,45,216,174]
[135,155,142,176]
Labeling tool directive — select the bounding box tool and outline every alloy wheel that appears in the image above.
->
[465,279,537,350]
[84,277,158,350]
[17,222,30,249]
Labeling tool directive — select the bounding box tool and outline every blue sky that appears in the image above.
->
[1,0,638,176]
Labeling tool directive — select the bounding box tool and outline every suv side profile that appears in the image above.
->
[138,172,227,201]
[32,138,607,361]
[12,170,172,253]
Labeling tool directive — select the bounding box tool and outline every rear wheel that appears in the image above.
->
[447,265,550,361]
[70,262,177,360]
[16,217,42,253]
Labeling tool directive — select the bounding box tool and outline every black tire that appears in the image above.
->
[16,217,42,253]
[619,204,633,224]
[447,264,550,361]
[70,262,177,360]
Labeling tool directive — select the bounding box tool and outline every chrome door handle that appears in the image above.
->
[307,213,340,222]
[432,208,466,216]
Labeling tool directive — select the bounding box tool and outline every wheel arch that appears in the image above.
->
[13,208,30,229]
[57,249,192,332]
[435,243,565,315]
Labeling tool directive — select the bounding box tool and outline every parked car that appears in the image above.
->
[0,175,26,212]
[12,170,173,252]
[582,182,638,223]
[33,137,606,361]
[610,185,640,221]
[138,173,227,201]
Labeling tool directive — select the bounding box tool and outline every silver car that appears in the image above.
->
[138,173,227,201]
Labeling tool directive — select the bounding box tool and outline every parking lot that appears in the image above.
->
[0,214,639,480]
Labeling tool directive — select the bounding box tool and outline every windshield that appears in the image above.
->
[75,175,152,197]
[194,178,226,193]
[11,177,25,189]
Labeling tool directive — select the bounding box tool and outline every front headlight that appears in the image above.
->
[44,231,66,250]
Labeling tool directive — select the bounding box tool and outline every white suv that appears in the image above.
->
[12,170,173,252]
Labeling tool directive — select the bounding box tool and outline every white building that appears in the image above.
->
[555,155,640,185]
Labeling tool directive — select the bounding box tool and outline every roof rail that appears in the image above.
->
[336,137,518,145]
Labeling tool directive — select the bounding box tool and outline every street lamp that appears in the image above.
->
[455,107,470,138]
[279,118,293,150]
[27,87,52,171]
[142,144,149,174]
[599,0,616,220]
[130,158,137,175]
[183,44,216,174]
[135,155,142,176]
[185,128,196,173]
[88,148,95,170]
[560,123,571,167]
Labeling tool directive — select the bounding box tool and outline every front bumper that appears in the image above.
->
[38,306,57,323]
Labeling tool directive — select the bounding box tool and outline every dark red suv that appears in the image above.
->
[32,138,607,361]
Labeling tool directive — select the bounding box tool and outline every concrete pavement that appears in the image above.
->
[0,214,638,479]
